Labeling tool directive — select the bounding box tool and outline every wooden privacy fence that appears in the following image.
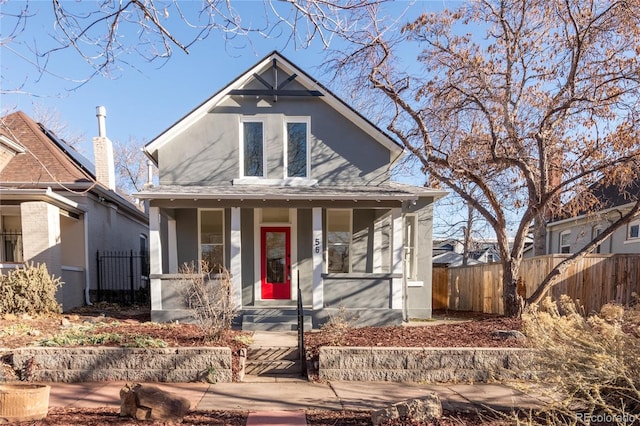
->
[434,254,640,315]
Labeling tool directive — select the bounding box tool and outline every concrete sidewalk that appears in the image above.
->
[47,379,547,413]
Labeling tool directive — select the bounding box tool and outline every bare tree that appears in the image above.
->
[32,104,86,148]
[1,0,390,91]
[113,136,155,197]
[331,0,640,316]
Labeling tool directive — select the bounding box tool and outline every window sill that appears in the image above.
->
[623,239,639,245]
[233,178,317,186]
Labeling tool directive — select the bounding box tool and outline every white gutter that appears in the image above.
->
[547,202,636,228]
[0,188,83,214]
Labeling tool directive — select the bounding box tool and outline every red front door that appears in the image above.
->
[261,227,291,300]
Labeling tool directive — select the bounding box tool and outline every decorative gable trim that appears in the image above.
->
[144,51,404,163]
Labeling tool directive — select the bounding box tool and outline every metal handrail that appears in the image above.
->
[297,274,307,377]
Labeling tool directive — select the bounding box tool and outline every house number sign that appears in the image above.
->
[314,238,321,254]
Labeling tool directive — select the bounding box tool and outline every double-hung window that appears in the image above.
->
[629,219,640,241]
[327,209,351,273]
[559,230,572,253]
[284,118,310,178]
[241,119,265,177]
[199,209,224,272]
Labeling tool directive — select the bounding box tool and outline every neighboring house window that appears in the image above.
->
[0,214,23,262]
[404,214,417,280]
[327,209,351,273]
[559,230,572,253]
[629,220,640,241]
[199,209,224,272]
[593,226,603,254]
[241,120,265,177]
[284,118,310,178]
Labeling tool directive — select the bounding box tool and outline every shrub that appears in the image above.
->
[0,262,62,315]
[522,295,640,425]
[179,261,237,342]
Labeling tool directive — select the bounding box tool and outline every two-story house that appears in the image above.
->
[137,52,446,329]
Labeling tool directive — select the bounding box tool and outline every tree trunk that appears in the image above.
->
[533,216,547,256]
[502,262,524,317]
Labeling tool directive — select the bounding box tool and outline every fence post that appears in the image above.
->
[129,250,135,305]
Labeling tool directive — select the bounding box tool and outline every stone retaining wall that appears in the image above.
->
[3,347,232,383]
[319,347,535,382]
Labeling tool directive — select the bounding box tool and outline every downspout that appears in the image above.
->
[83,211,92,305]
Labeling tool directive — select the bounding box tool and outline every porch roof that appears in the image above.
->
[136,182,447,202]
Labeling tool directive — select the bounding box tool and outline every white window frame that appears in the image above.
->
[198,209,225,271]
[559,230,572,254]
[628,219,640,242]
[239,117,266,178]
[283,117,311,179]
[593,226,604,253]
[326,209,352,273]
[404,214,418,280]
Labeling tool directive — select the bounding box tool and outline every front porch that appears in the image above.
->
[142,185,440,329]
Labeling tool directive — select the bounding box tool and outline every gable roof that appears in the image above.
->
[0,111,94,186]
[550,176,640,224]
[144,51,404,163]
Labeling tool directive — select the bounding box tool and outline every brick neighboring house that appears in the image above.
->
[543,178,640,255]
[136,51,447,328]
[0,109,149,311]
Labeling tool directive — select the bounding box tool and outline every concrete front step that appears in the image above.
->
[248,347,300,361]
[246,347,303,376]
[242,314,312,331]
[245,360,302,375]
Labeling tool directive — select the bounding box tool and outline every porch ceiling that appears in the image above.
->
[136,182,447,203]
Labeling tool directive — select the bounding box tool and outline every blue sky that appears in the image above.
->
[1,1,449,156]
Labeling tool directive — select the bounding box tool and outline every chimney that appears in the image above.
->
[92,106,116,191]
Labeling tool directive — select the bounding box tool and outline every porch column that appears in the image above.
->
[167,219,178,273]
[21,201,62,279]
[230,207,242,309]
[391,208,403,309]
[149,206,162,311]
[312,207,323,310]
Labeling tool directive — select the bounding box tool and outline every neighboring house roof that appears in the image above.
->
[144,51,405,164]
[432,251,482,267]
[0,111,94,186]
[137,182,446,202]
[550,176,640,225]
[0,110,147,222]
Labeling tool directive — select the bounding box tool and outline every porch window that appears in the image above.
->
[199,210,224,271]
[327,209,351,273]
[0,213,23,263]
[629,220,640,241]
[404,214,417,280]
[241,120,264,177]
[559,230,571,253]
[285,119,309,178]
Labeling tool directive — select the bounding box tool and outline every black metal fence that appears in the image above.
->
[96,250,149,305]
